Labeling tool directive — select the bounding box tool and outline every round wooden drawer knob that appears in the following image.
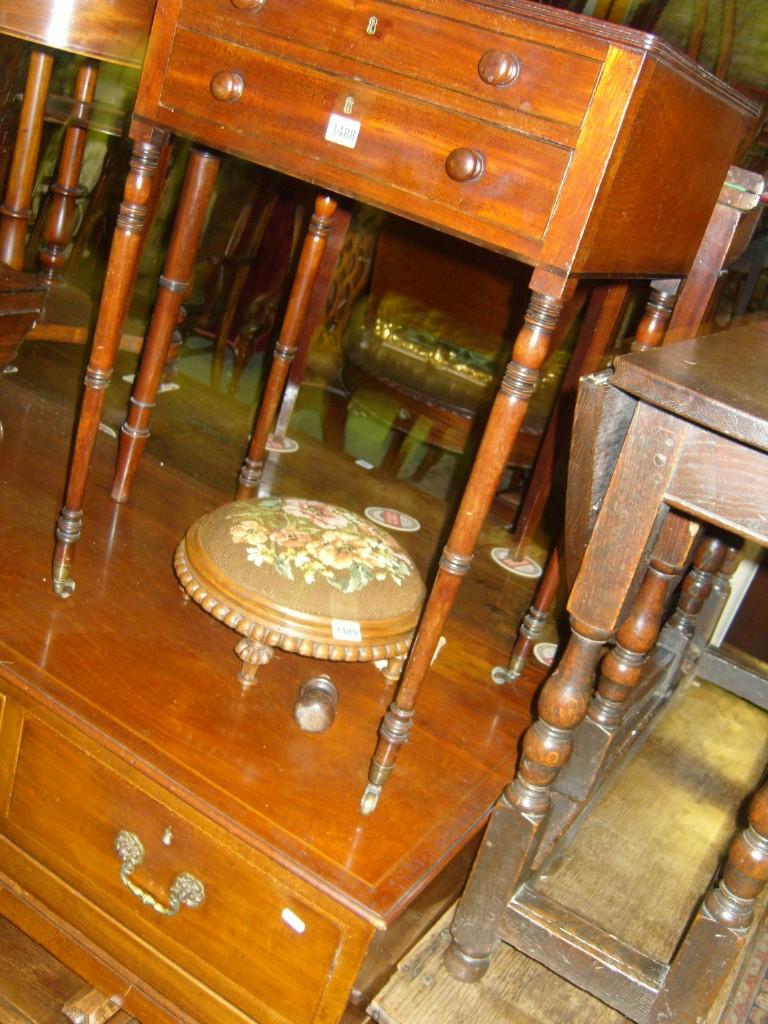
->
[477,49,521,88]
[210,70,244,102]
[230,0,266,8]
[445,148,485,183]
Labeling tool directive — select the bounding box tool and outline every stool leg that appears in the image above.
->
[52,128,168,596]
[0,49,54,270]
[235,637,274,687]
[236,194,338,498]
[648,781,768,1022]
[379,654,406,685]
[111,147,221,503]
[360,287,573,814]
[39,59,99,282]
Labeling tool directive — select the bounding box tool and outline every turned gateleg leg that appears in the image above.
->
[0,49,54,269]
[445,399,688,979]
[52,126,169,596]
[360,285,575,814]
[235,194,338,498]
[553,513,703,807]
[38,59,99,281]
[500,279,679,684]
[444,624,609,981]
[631,279,680,352]
[111,147,221,502]
[666,533,729,641]
[648,781,768,1023]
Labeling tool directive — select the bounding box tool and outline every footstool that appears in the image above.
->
[174,497,426,691]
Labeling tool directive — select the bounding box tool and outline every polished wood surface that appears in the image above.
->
[134,0,757,275]
[52,0,761,818]
[0,342,546,1022]
[0,0,155,67]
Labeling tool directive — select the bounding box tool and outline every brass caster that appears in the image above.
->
[490,653,526,685]
[442,941,492,983]
[359,782,381,815]
[53,576,76,599]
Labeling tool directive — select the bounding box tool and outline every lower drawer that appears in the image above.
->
[0,707,365,1024]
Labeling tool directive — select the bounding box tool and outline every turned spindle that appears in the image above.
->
[235,194,338,498]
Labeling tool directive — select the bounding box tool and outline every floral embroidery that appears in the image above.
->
[226,499,414,593]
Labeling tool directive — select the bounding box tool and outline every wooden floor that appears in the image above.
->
[0,338,554,1016]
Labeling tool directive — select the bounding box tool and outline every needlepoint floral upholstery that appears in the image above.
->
[174,497,426,680]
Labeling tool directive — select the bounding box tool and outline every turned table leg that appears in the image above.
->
[444,622,609,980]
[111,147,221,502]
[360,286,573,814]
[0,49,54,270]
[554,513,702,806]
[52,127,169,596]
[510,281,630,558]
[649,781,768,1022]
[501,277,681,685]
[446,397,689,977]
[39,59,99,281]
[236,194,338,498]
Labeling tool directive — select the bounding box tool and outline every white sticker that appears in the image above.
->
[281,908,306,934]
[332,618,362,643]
[325,113,361,149]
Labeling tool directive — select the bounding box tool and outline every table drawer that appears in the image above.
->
[2,714,346,1024]
[177,0,601,131]
[159,29,571,246]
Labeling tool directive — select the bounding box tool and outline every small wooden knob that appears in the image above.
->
[230,0,265,8]
[477,50,521,88]
[445,148,485,183]
[210,71,244,102]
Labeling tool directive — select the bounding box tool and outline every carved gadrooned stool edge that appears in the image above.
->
[173,540,415,664]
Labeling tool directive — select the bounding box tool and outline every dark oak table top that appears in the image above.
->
[614,320,768,454]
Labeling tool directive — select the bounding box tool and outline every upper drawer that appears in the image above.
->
[157,29,571,250]
[2,714,348,1024]
[177,0,602,132]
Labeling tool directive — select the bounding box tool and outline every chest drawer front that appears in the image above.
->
[178,0,601,131]
[159,29,570,247]
[3,715,346,1024]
